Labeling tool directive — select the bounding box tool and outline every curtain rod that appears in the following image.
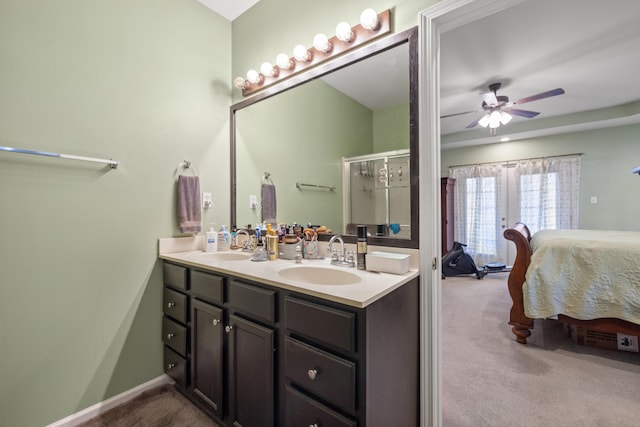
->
[0,145,119,169]
[447,153,582,170]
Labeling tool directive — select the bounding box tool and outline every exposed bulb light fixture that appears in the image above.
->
[260,62,278,77]
[246,69,263,84]
[335,21,354,42]
[360,8,379,30]
[234,8,390,96]
[313,33,332,53]
[233,76,248,90]
[293,44,312,62]
[276,53,294,70]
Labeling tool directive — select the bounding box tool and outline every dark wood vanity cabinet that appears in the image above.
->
[162,261,419,427]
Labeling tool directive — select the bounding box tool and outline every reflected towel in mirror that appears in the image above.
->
[261,183,277,224]
[178,175,201,233]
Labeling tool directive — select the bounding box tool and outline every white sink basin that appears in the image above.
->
[277,266,361,286]
[192,251,252,261]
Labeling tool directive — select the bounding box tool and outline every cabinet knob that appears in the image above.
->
[309,424,319,427]
[212,318,220,326]
[166,333,175,340]
[225,325,233,333]
[307,369,318,380]
[167,302,176,308]
[167,363,175,370]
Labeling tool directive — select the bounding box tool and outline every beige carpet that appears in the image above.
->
[76,384,220,427]
[442,272,640,427]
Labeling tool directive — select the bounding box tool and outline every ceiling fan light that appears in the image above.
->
[478,114,491,128]
[500,111,512,125]
[488,110,502,128]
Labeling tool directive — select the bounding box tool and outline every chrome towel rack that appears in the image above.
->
[296,181,335,191]
[0,145,119,169]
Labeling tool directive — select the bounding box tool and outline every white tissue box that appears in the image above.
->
[366,251,410,274]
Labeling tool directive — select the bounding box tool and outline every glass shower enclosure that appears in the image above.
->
[342,149,411,239]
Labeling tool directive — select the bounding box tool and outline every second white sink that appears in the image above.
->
[277,266,362,286]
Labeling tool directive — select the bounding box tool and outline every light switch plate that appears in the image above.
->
[202,192,212,208]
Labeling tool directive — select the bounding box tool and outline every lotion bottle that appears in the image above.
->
[205,224,218,252]
[217,225,231,251]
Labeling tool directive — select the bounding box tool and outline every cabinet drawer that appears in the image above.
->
[164,346,188,388]
[163,263,187,290]
[229,280,276,323]
[284,336,356,415]
[163,288,188,324]
[285,297,355,352]
[162,317,188,357]
[191,270,224,304]
[285,385,357,427]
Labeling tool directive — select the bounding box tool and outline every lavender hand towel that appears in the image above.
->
[178,175,201,233]
[261,183,277,224]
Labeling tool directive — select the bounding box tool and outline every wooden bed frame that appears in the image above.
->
[503,222,640,344]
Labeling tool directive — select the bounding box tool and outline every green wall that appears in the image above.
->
[0,1,231,426]
[441,123,640,231]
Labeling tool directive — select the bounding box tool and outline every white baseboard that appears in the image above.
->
[47,374,174,427]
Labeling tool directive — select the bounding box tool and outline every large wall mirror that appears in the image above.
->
[230,26,418,248]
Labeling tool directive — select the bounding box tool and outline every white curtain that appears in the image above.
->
[513,155,581,234]
[449,162,504,266]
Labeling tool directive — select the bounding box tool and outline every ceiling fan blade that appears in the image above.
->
[465,116,483,128]
[480,91,498,106]
[513,88,565,105]
[440,110,479,119]
[503,108,540,118]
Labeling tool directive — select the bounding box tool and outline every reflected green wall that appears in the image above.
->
[236,80,372,231]
[374,103,410,152]
[0,1,230,426]
[441,123,640,231]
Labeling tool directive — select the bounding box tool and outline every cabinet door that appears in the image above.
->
[228,314,275,427]
[191,299,224,418]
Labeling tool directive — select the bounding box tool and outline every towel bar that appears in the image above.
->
[0,145,119,169]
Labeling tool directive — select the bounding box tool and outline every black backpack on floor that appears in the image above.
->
[442,242,486,279]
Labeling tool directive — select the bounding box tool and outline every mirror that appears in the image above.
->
[230,27,418,248]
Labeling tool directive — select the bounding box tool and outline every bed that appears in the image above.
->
[503,222,640,344]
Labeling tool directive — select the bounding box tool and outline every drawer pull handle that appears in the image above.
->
[166,333,175,340]
[167,363,175,370]
[309,424,319,427]
[225,325,233,333]
[213,318,220,326]
[167,302,176,308]
[307,369,318,380]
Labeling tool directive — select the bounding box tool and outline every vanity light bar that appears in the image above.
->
[234,9,391,97]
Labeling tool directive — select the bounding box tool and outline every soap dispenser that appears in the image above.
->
[205,224,218,252]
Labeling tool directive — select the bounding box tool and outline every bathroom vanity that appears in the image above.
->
[159,238,419,427]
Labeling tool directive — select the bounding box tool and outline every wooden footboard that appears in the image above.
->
[503,223,534,344]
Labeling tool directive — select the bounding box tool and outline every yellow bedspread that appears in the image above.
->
[524,229,640,324]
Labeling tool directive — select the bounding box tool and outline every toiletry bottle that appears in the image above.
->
[294,243,302,264]
[357,225,367,270]
[217,225,231,251]
[266,224,278,260]
[205,224,218,252]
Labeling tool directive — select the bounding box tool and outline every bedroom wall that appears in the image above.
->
[0,1,231,426]
[441,123,640,231]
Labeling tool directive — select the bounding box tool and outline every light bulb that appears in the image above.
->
[313,33,332,53]
[336,21,354,42]
[500,111,513,125]
[276,53,293,70]
[293,44,312,62]
[489,110,502,128]
[360,8,379,30]
[246,69,263,84]
[260,62,278,77]
[478,114,491,128]
[233,76,247,90]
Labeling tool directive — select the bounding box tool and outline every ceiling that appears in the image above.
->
[197,0,260,21]
[439,0,640,147]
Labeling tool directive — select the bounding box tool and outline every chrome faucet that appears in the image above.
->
[327,235,355,267]
[235,229,252,252]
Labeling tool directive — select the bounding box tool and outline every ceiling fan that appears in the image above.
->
[441,82,565,134]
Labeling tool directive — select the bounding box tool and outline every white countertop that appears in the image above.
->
[159,236,419,308]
